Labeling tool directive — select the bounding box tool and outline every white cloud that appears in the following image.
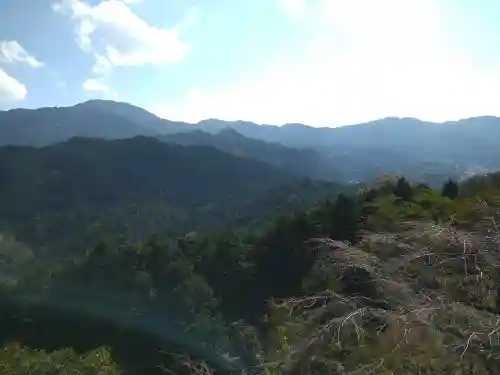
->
[83,77,111,93]
[83,77,119,100]
[0,68,27,101]
[0,41,44,68]
[53,0,192,69]
[150,0,500,126]
[277,0,306,19]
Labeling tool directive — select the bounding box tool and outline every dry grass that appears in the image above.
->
[266,200,500,375]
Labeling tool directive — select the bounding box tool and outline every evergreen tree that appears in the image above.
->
[331,194,360,243]
[441,178,459,200]
[394,177,413,200]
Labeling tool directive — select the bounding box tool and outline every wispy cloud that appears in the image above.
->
[91,53,112,75]
[0,41,44,68]
[83,78,111,93]
[53,0,193,69]
[54,0,196,98]
[0,68,27,101]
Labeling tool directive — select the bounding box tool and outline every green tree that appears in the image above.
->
[331,194,359,243]
[394,177,413,200]
[441,178,459,200]
[0,344,121,375]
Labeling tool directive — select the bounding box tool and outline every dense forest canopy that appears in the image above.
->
[3,149,500,374]
[2,100,500,374]
[0,136,345,257]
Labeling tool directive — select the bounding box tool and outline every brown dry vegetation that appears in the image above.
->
[261,191,500,375]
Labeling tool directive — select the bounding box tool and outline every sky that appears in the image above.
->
[0,0,500,127]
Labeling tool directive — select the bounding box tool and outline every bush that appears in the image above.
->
[0,343,121,375]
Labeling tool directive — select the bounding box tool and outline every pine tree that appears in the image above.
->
[331,194,359,243]
[394,177,413,200]
[441,178,459,200]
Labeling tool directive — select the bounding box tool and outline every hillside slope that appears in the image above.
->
[161,128,342,181]
[2,173,500,374]
[0,136,343,255]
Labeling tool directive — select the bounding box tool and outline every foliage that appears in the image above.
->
[2,161,500,375]
[0,343,121,375]
[459,171,500,197]
[394,176,413,200]
[0,137,345,256]
[441,178,459,199]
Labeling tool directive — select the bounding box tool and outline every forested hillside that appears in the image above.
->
[160,128,341,181]
[3,167,500,374]
[0,136,344,256]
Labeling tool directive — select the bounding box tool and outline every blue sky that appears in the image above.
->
[0,0,500,126]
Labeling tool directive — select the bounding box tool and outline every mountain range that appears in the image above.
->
[2,99,500,184]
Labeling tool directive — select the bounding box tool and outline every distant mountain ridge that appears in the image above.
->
[3,99,500,149]
[0,100,195,147]
[2,99,500,184]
